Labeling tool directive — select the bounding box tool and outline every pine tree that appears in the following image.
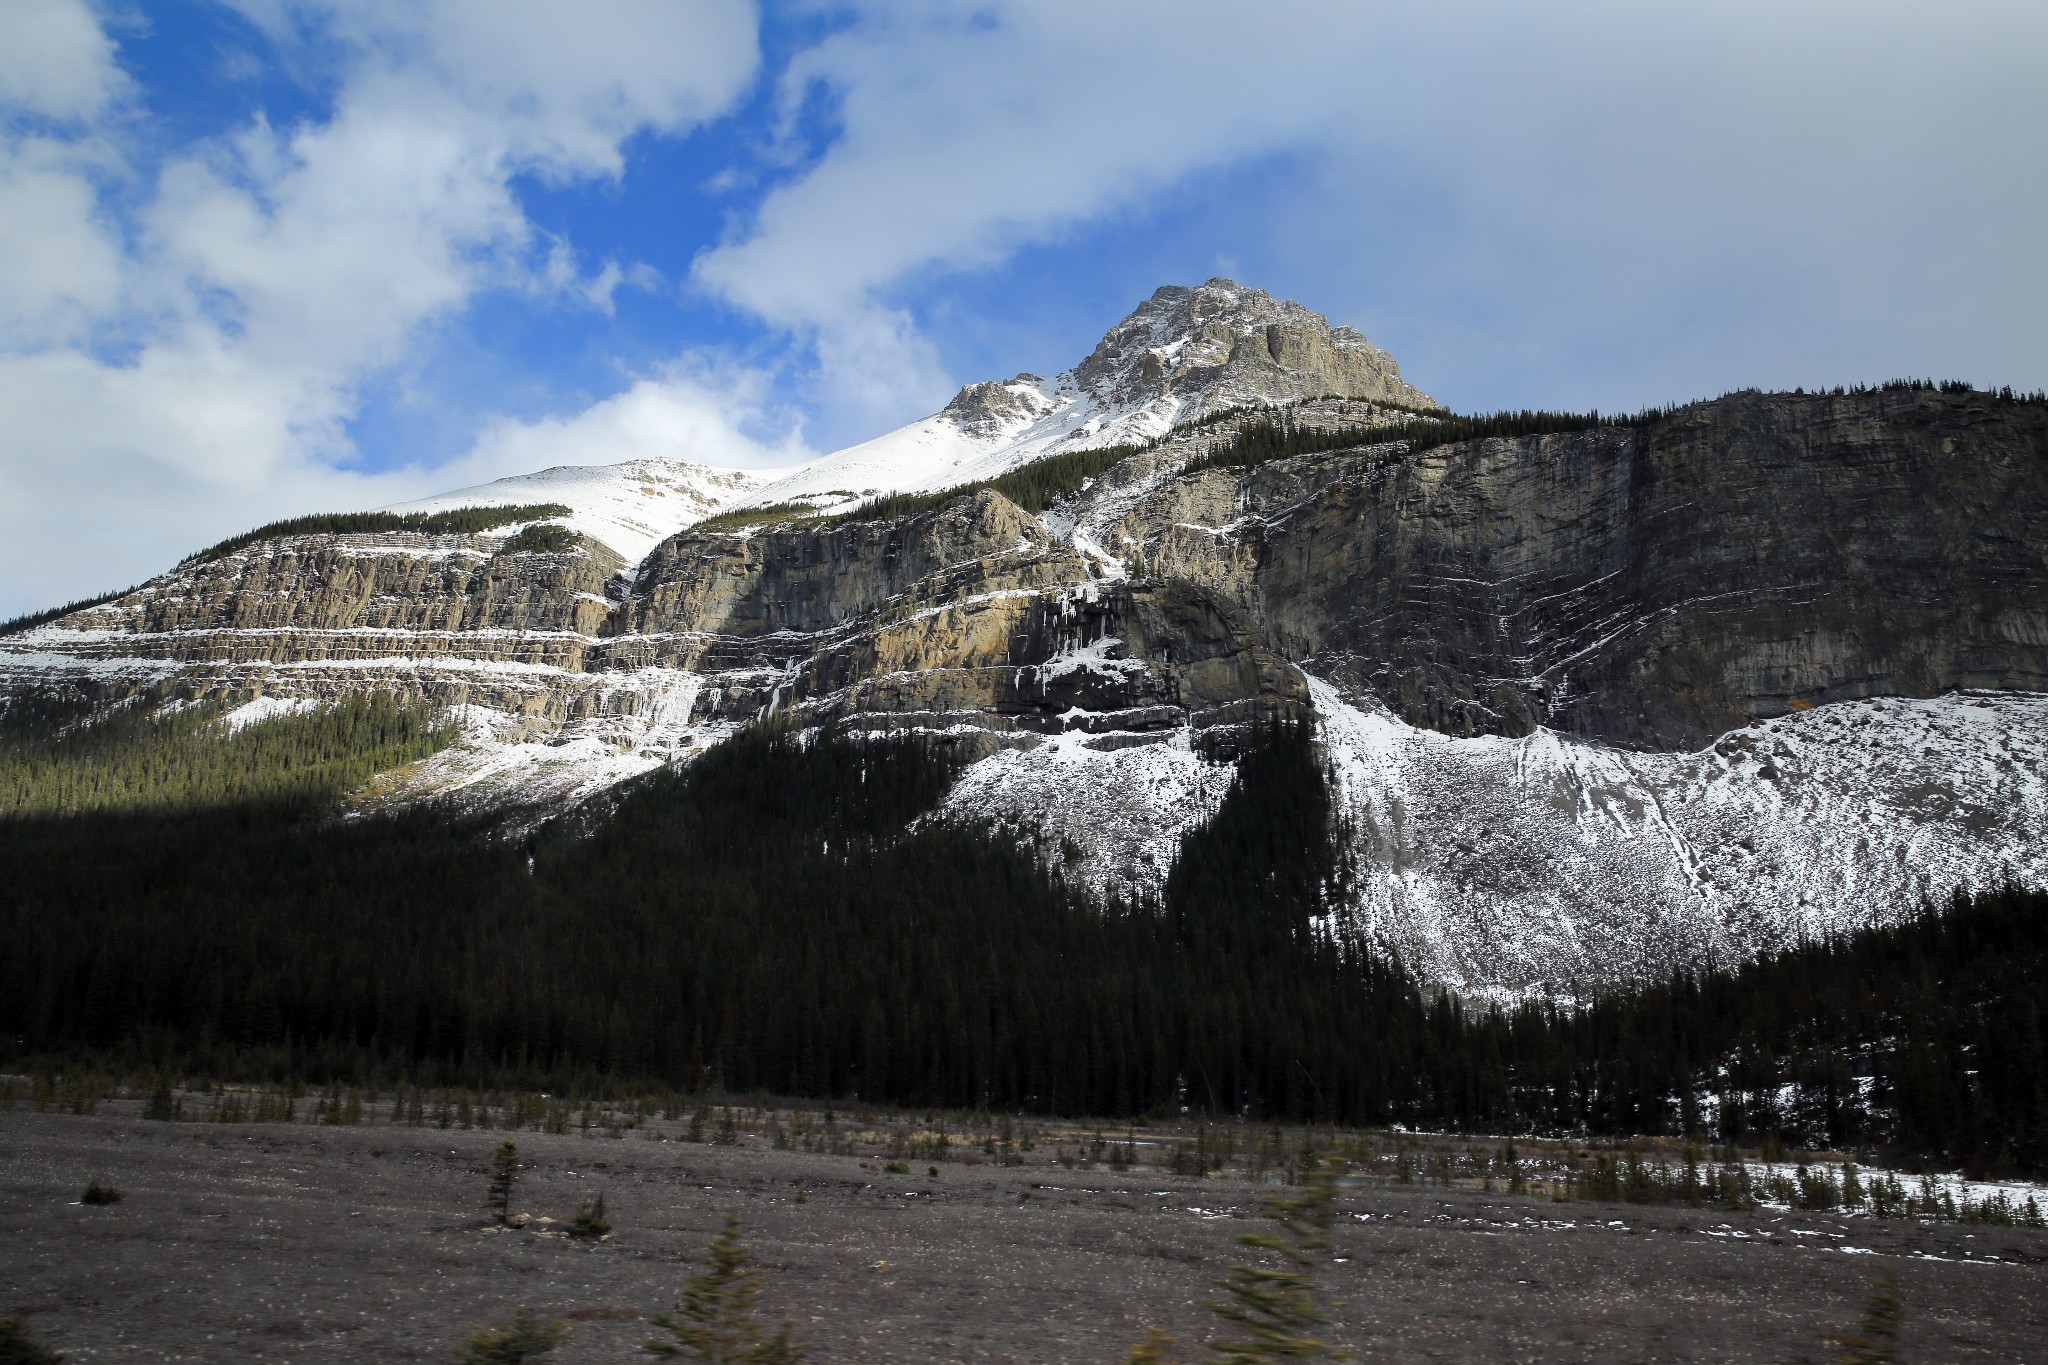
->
[485,1137,519,1224]
[1828,1265,1902,1364]
[1123,1326,1178,1362]
[568,1191,611,1240]
[0,1317,65,1364]
[455,1306,570,1364]
[143,1082,176,1122]
[646,1215,804,1362]
[1203,1160,1353,1361]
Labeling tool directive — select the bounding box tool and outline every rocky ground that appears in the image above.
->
[3,1107,2044,1364]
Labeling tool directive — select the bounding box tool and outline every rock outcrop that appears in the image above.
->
[5,279,2046,997]
[1073,279,1433,415]
[1088,386,2048,749]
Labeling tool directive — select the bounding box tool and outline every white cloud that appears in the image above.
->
[445,359,814,482]
[0,0,760,616]
[694,0,1381,423]
[226,0,757,175]
[0,0,126,121]
[697,0,2048,421]
[0,137,124,349]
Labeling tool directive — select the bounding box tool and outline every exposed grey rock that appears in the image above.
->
[1098,386,2048,749]
[5,279,2045,997]
[1073,279,1434,416]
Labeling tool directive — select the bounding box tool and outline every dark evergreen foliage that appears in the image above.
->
[485,1136,519,1223]
[1184,381,2048,479]
[0,584,145,637]
[2,709,2044,1175]
[1182,408,1655,477]
[494,522,579,555]
[840,441,1149,524]
[455,1306,571,1365]
[647,1214,805,1362]
[1487,884,2048,1176]
[0,1317,65,1365]
[177,503,573,567]
[78,1180,122,1206]
[688,501,832,534]
[0,690,455,816]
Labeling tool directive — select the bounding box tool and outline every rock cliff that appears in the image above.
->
[5,281,2046,997]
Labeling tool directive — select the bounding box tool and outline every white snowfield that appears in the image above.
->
[729,372,1184,518]
[6,279,2046,999]
[943,679,2048,1001]
[384,458,766,567]
[729,277,1417,519]
[381,279,1412,571]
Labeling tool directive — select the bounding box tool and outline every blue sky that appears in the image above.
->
[1,0,2044,615]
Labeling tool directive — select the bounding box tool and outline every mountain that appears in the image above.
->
[385,457,764,567]
[4,282,2046,1000]
[731,278,1437,515]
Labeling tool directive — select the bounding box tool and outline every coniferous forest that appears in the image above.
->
[1,702,2043,1177]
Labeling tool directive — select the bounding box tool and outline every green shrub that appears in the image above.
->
[646,1215,804,1362]
[0,1317,65,1364]
[494,523,578,556]
[455,1306,570,1364]
[567,1192,610,1240]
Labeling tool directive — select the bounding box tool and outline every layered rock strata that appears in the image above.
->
[4,295,2045,996]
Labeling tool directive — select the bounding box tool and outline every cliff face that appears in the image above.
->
[5,286,2046,996]
[1071,279,1432,415]
[724,278,1439,518]
[1091,387,2048,749]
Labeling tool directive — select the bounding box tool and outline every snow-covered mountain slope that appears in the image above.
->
[385,458,765,566]
[4,274,2043,1003]
[735,278,1433,515]
[944,678,2048,1002]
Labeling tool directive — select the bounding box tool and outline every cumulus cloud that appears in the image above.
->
[224,0,757,175]
[0,0,126,121]
[697,0,2048,418]
[695,0,1374,426]
[0,0,759,616]
[443,359,814,483]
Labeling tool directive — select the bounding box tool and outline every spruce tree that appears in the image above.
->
[455,1306,571,1364]
[0,1317,64,1364]
[645,1215,804,1362]
[1122,1326,1178,1362]
[1203,1160,1353,1361]
[1829,1265,1902,1364]
[484,1137,519,1224]
[569,1191,611,1240]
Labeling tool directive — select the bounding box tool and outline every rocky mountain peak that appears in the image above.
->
[1072,278,1436,415]
[939,375,1056,438]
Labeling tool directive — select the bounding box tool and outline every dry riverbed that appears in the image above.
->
[3,1107,2044,1363]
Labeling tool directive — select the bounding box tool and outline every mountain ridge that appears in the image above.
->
[3,282,2045,998]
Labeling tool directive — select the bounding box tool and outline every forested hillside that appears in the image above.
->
[1,691,454,816]
[1,708,2042,1176]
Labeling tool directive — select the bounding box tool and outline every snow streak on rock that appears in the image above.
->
[385,459,764,567]
[941,727,1234,902]
[732,279,1431,517]
[360,667,735,819]
[1306,676,2048,1002]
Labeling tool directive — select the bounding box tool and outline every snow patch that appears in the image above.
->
[385,458,763,569]
[942,728,1233,900]
[1305,676,2048,1001]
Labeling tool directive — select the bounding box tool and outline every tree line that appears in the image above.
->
[0,689,455,817]
[1,703,2042,1176]
[178,502,573,567]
